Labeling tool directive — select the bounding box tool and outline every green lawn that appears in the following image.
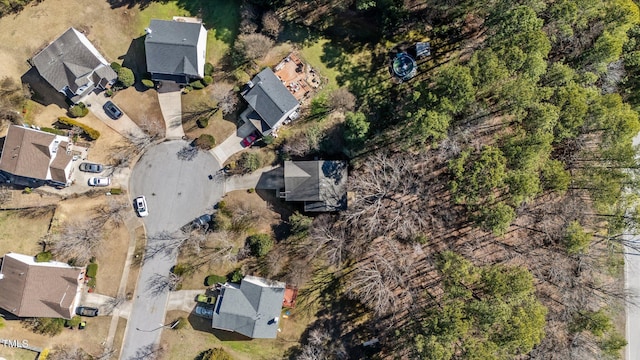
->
[135,2,191,35]
[299,38,342,96]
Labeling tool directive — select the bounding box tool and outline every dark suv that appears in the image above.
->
[103,101,123,119]
[76,306,99,317]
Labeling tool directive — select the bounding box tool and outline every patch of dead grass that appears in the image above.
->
[112,87,165,138]
[0,208,53,257]
[0,316,111,357]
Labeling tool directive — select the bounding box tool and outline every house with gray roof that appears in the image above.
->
[0,125,75,188]
[212,275,285,338]
[31,28,117,104]
[0,253,85,319]
[240,68,300,135]
[280,160,348,212]
[144,19,208,84]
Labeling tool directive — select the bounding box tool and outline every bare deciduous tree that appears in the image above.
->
[328,88,356,112]
[261,11,281,38]
[217,91,239,116]
[235,33,274,61]
[51,218,103,265]
[47,346,92,360]
[95,197,129,228]
[128,343,165,360]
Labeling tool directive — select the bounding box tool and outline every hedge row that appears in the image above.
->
[57,117,100,140]
[40,127,67,136]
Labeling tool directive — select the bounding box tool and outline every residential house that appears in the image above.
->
[0,253,84,319]
[0,125,75,187]
[240,68,300,136]
[212,275,285,338]
[31,28,117,104]
[144,18,208,84]
[280,160,348,212]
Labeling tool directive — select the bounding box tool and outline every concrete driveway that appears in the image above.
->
[210,122,255,164]
[83,92,147,141]
[157,82,185,140]
[121,140,224,360]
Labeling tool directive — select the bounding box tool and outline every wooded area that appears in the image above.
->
[2,0,640,358]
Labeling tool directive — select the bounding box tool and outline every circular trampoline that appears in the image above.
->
[392,53,417,81]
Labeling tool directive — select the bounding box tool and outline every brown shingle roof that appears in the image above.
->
[0,125,72,184]
[0,253,83,319]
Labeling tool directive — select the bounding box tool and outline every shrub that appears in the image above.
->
[0,317,4,329]
[205,274,227,286]
[110,62,122,71]
[57,117,100,140]
[239,152,260,173]
[204,62,214,76]
[262,135,274,145]
[191,80,205,90]
[69,102,89,118]
[40,127,66,136]
[142,79,155,88]
[87,278,96,288]
[65,316,81,328]
[247,188,255,193]
[197,117,209,128]
[172,263,192,277]
[109,188,123,195]
[228,268,243,283]
[246,233,273,257]
[289,212,313,235]
[202,75,213,86]
[105,89,114,97]
[195,134,216,150]
[117,67,135,88]
[217,201,227,210]
[35,251,52,262]
[198,348,233,360]
[212,214,231,231]
[29,318,65,336]
[23,187,32,194]
[86,263,98,278]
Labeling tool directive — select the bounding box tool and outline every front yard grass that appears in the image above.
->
[0,347,38,360]
[0,316,111,357]
[161,309,306,360]
[182,85,237,145]
[0,209,54,258]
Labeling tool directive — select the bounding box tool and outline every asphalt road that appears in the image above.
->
[120,140,224,360]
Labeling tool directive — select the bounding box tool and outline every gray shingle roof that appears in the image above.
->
[145,19,206,79]
[31,28,116,96]
[283,160,348,212]
[242,68,299,131]
[212,276,285,338]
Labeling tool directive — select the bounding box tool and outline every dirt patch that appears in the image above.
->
[112,87,165,138]
[0,316,111,357]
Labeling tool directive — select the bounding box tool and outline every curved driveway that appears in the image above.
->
[120,140,224,359]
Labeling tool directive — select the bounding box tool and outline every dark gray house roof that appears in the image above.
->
[212,276,285,338]
[242,68,299,133]
[145,19,207,83]
[283,160,348,212]
[31,28,116,103]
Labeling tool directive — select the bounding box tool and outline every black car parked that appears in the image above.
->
[103,101,123,119]
[76,306,99,317]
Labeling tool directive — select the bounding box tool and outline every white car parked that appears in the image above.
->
[134,196,149,217]
[88,177,110,187]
